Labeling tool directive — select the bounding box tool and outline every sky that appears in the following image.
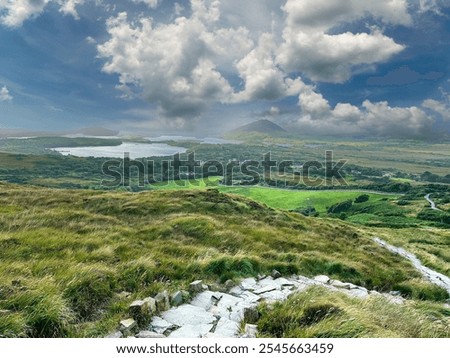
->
[0,0,450,138]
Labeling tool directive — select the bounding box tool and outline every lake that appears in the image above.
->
[52,142,187,159]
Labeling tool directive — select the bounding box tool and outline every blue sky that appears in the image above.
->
[0,0,450,137]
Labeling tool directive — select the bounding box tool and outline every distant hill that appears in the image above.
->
[0,127,119,138]
[74,127,119,137]
[231,119,286,134]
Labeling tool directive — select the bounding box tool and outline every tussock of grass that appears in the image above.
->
[0,184,447,337]
[257,287,450,338]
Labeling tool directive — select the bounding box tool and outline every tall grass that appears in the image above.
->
[0,184,447,337]
[257,287,450,338]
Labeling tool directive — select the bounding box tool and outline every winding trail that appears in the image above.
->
[425,194,442,211]
[374,237,450,295]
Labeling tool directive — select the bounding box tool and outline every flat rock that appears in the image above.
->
[106,331,123,338]
[258,276,275,286]
[240,278,258,291]
[346,289,369,299]
[191,291,222,311]
[239,290,262,304]
[136,331,166,338]
[213,317,239,337]
[169,324,214,338]
[150,316,176,335]
[330,280,352,290]
[260,289,291,302]
[229,286,244,296]
[120,319,137,332]
[314,275,330,284]
[254,284,278,295]
[162,304,216,326]
[274,277,296,287]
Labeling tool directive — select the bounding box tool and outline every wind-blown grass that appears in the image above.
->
[257,286,450,338]
[0,183,447,337]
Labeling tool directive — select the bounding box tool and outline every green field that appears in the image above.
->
[219,187,397,213]
[149,177,398,213]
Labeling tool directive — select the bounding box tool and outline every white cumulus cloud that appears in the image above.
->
[0,86,13,102]
[0,0,85,27]
[131,0,159,9]
[295,87,434,137]
[278,0,409,83]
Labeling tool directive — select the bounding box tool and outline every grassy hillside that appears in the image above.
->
[0,183,447,337]
[256,286,449,338]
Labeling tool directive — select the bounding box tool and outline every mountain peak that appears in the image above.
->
[231,120,286,134]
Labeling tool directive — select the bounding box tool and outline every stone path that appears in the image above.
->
[374,237,450,295]
[130,274,404,339]
[424,194,442,211]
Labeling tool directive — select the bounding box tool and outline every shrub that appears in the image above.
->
[355,194,370,203]
[327,200,353,214]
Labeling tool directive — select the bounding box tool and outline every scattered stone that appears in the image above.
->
[202,284,209,291]
[240,278,258,291]
[143,297,157,314]
[243,307,259,324]
[383,294,405,305]
[155,291,170,312]
[119,318,137,336]
[150,316,176,335]
[129,300,152,327]
[106,331,123,338]
[171,291,183,306]
[347,289,369,299]
[271,270,282,279]
[314,275,330,284]
[136,331,166,338]
[189,280,205,294]
[389,291,401,296]
[244,324,258,338]
[330,280,352,290]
